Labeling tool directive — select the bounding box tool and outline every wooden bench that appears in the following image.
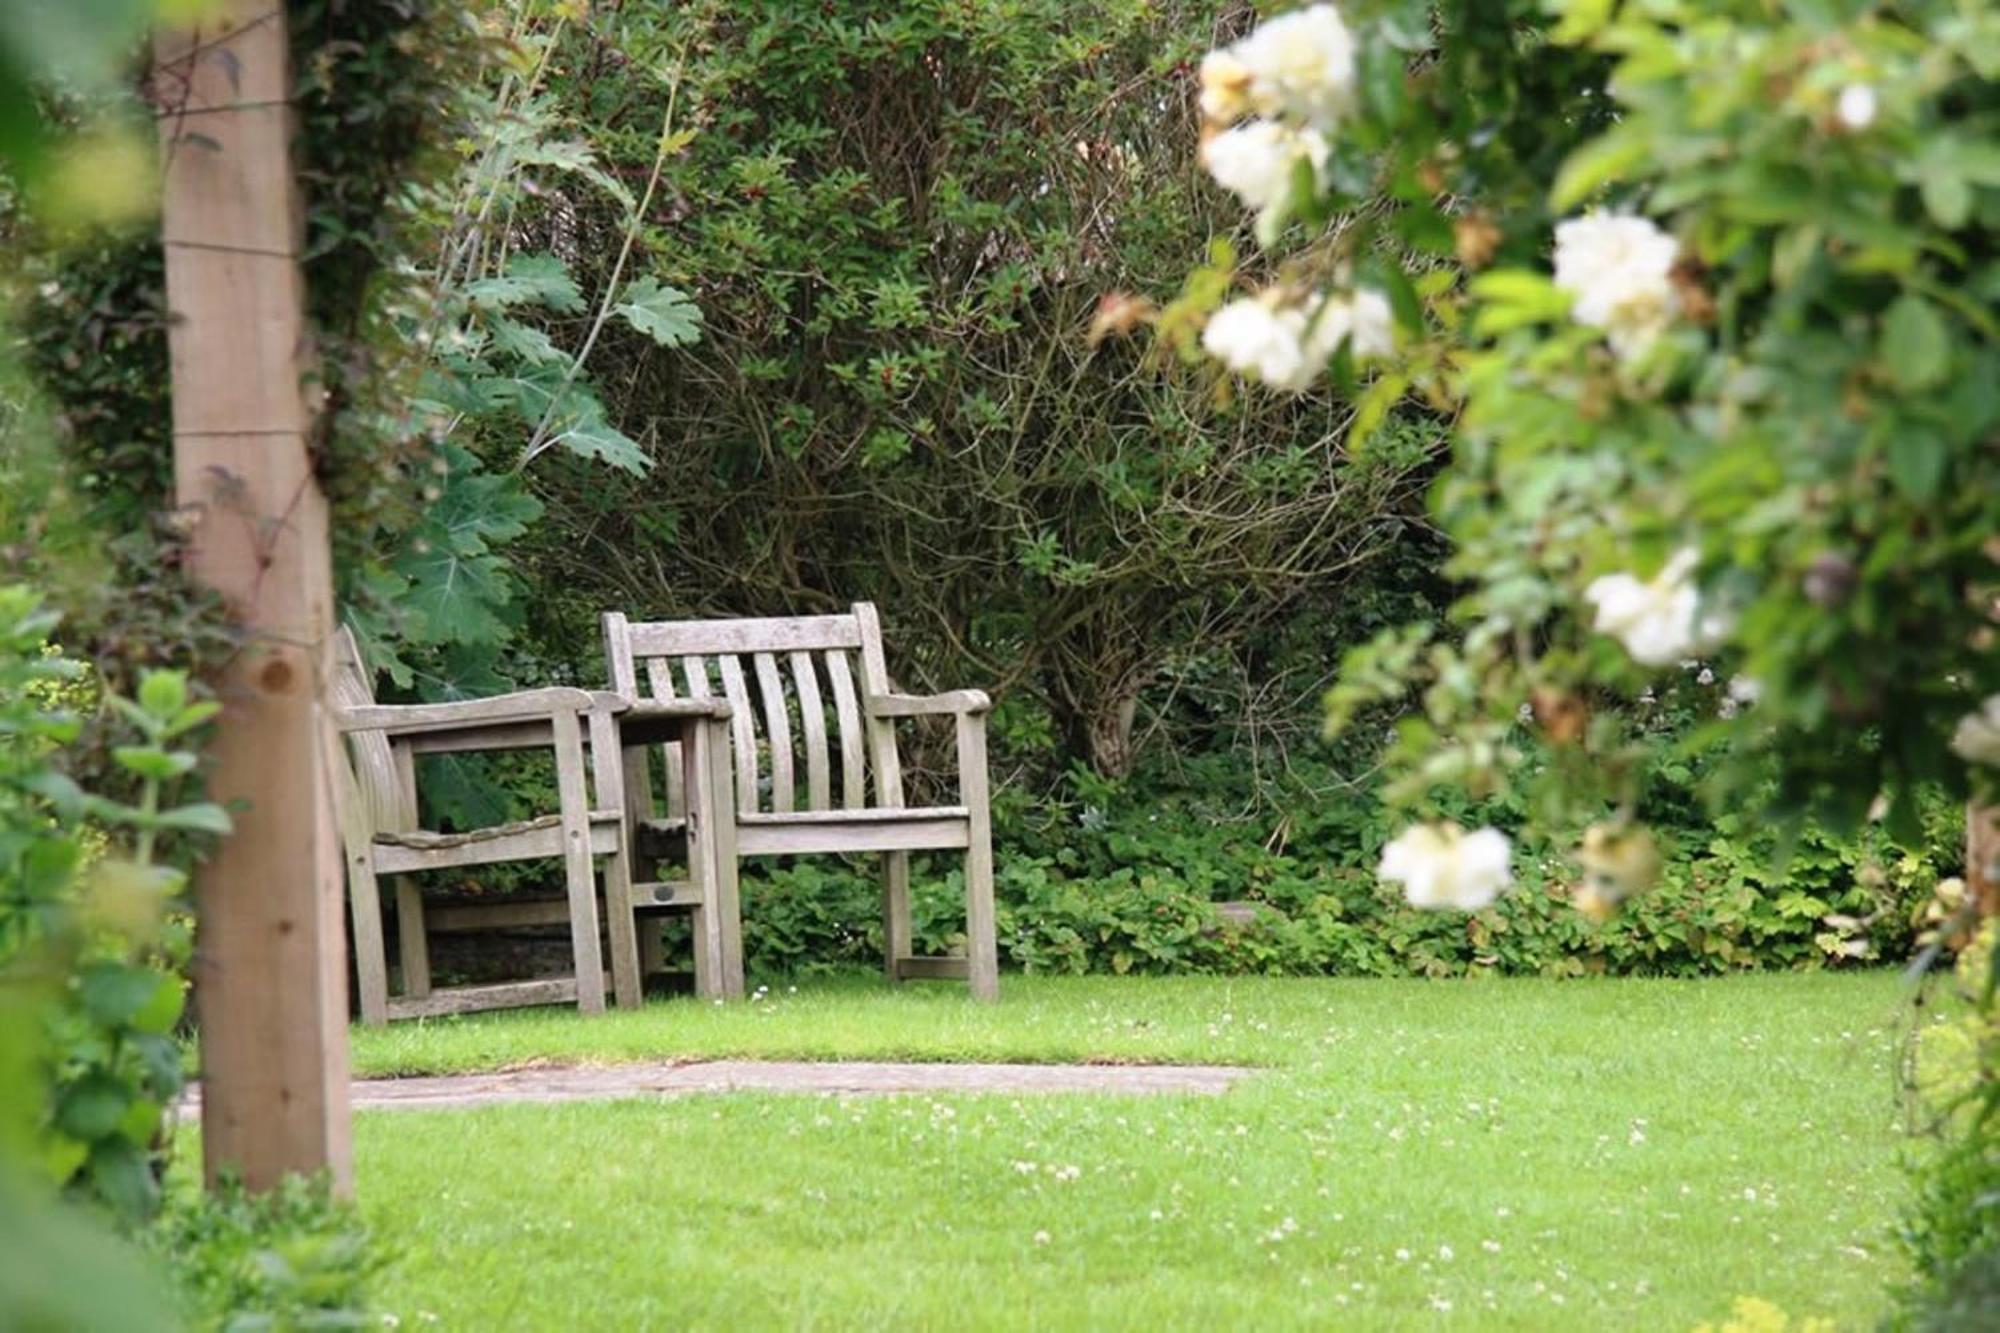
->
[336,628,744,1020]
[602,604,1000,1000]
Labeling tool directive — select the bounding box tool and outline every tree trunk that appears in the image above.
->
[1084,689,1142,780]
[155,1,352,1194]
[1970,800,2000,921]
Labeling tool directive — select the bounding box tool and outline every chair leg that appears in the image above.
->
[640,916,668,981]
[956,710,999,1002]
[683,721,725,999]
[347,853,390,1026]
[699,717,746,999]
[882,850,912,983]
[687,907,716,998]
[393,877,430,999]
[964,830,999,1003]
[553,710,606,1014]
[602,839,642,1011]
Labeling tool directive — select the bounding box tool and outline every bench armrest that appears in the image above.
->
[601,694,733,722]
[336,687,597,737]
[865,689,992,718]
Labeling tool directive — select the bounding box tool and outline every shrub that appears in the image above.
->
[722,748,1949,982]
[147,1173,380,1333]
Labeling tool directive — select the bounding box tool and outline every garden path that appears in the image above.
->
[182,1060,1251,1113]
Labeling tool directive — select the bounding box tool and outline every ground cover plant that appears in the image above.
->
[338,972,1910,1329]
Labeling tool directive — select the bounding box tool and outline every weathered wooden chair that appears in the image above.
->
[330,627,635,1024]
[602,604,999,1000]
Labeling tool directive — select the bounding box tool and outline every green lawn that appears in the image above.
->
[348,972,1913,1329]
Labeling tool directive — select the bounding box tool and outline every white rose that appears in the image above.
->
[1836,83,1877,132]
[1230,3,1358,129]
[1584,547,1731,667]
[1198,50,1254,125]
[1343,287,1396,360]
[1378,821,1514,911]
[1553,212,1680,359]
[1203,295,1314,392]
[1951,695,2000,767]
[1201,119,1328,245]
[1299,287,1396,363]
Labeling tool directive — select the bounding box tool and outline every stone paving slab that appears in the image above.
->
[180,1060,1251,1114]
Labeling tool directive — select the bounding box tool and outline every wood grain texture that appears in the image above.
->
[552,709,605,1015]
[717,654,759,812]
[752,652,795,812]
[823,649,866,811]
[790,650,832,810]
[628,615,862,657]
[158,0,350,1193]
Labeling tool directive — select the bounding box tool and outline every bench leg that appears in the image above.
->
[882,850,912,983]
[348,854,390,1026]
[957,711,999,1002]
[554,711,606,1015]
[393,877,430,999]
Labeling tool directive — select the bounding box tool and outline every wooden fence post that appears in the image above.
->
[154,1,352,1193]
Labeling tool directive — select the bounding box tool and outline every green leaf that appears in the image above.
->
[129,975,187,1036]
[76,963,168,1028]
[111,746,197,781]
[1886,427,1948,503]
[464,253,583,313]
[1550,130,1648,211]
[21,769,86,817]
[161,700,221,739]
[134,670,188,719]
[1348,373,1409,452]
[56,1074,130,1142]
[394,448,543,646]
[151,803,234,835]
[614,276,704,348]
[1469,269,1572,336]
[1920,171,1971,230]
[544,410,651,475]
[1881,294,1950,391]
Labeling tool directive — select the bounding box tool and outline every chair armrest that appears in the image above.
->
[606,695,733,722]
[865,689,992,718]
[336,688,597,737]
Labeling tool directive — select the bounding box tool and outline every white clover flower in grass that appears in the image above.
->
[1201,119,1328,243]
[1378,821,1514,911]
[1951,695,2000,767]
[1584,547,1732,667]
[1553,212,1681,359]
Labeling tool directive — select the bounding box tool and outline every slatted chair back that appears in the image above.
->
[329,627,414,832]
[602,605,903,821]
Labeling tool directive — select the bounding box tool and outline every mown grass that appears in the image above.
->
[347,971,1913,1329]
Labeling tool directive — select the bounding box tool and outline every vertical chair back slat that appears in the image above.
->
[679,655,712,700]
[608,611,893,818]
[852,603,904,809]
[822,647,866,810]
[716,653,759,811]
[643,656,686,817]
[790,650,832,811]
[330,628,414,831]
[751,651,795,812]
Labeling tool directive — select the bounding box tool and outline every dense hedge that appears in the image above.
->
[714,750,1956,981]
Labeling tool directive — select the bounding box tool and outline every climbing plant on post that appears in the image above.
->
[153,0,351,1192]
